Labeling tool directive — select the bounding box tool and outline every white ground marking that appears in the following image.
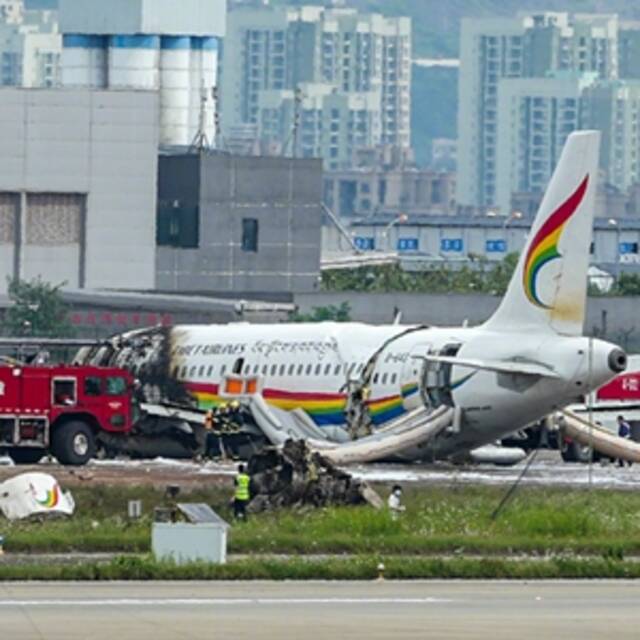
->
[0,597,453,607]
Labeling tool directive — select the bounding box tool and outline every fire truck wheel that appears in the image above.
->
[52,421,96,466]
[8,448,45,465]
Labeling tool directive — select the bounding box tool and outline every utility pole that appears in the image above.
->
[290,86,302,158]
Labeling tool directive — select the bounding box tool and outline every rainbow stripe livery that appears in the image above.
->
[523,175,589,309]
[185,381,419,426]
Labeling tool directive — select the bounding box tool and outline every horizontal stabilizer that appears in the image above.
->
[413,354,560,379]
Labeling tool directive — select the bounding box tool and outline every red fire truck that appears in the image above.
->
[0,364,135,465]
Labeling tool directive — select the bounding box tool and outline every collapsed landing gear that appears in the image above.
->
[560,439,592,463]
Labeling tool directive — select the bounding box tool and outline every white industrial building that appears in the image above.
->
[58,0,226,147]
[323,215,640,274]
[0,88,159,294]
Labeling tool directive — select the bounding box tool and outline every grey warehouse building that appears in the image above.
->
[0,88,159,294]
[156,154,323,295]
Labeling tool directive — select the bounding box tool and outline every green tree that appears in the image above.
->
[613,273,640,296]
[320,253,521,295]
[290,302,351,323]
[3,278,74,337]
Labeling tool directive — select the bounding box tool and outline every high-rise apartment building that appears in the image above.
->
[220,5,411,167]
[495,72,597,214]
[584,80,640,192]
[258,84,381,170]
[0,3,60,88]
[457,12,618,209]
[619,22,640,80]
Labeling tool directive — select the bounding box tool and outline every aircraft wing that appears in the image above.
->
[414,354,560,379]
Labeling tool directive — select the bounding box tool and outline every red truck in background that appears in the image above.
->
[0,364,135,465]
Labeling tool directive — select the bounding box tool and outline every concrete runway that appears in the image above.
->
[1,580,639,639]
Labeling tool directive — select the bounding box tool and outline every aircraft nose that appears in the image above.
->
[608,348,627,374]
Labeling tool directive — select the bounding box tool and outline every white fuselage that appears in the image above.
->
[166,321,621,459]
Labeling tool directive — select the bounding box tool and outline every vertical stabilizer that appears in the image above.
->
[485,130,600,336]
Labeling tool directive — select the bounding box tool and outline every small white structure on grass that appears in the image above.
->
[152,503,229,565]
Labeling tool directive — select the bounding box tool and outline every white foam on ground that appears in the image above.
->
[348,459,640,489]
[87,457,237,476]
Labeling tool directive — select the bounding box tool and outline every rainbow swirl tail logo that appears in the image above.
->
[30,482,60,509]
[523,175,589,309]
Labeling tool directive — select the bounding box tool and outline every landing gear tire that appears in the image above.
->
[52,421,96,466]
[8,448,45,465]
[561,440,592,463]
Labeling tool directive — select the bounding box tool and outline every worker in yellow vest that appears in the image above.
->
[234,464,251,520]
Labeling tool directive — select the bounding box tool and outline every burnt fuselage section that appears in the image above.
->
[74,327,194,408]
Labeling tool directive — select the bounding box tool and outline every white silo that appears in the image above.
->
[61,35,107,88]
[108,35,160,90]
[188,37,203,142]
[160,36,191,146]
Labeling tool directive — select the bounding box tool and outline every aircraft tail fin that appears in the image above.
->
[485,130,600,336]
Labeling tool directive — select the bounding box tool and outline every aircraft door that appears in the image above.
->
[401,343,432,411]
[423,343,461,409]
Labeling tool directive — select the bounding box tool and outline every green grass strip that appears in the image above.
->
[2,555,640,581]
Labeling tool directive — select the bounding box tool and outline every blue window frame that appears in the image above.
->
[354,236,375,251]
[397,237,419,252]
[441,238,463,252]
[486,239,507,253]
[619,242,639,255]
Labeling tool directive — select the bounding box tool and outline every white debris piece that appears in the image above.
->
[0,472,75,520]
[0,456,14,467]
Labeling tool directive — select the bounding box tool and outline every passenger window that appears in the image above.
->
[324,363,331,375]
[106,376,127,396]
[199,365,205,377]
[297,364,304,375]
[382,373,388,385]
[279,364,286,376]
[244,363,251,375]
[221,365,227,376]
[315,364,322,376]
[180,366,187,379]
[334,364,341,375]
[207,366,214,377]
[254,364,260,374]
[172,366,180,378]
[306,364,312,375]
[262,365,268,375]
[270,364,277,376]
[373,373,379,383]
[189,366,196,377]
[288,364,295,376]
[84,377,102,396]
[391,373,398,384]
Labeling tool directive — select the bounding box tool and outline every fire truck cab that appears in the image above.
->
[0,364,135,465]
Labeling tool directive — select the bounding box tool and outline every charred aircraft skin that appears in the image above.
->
[75,326,194,408]
[74,327,216,459]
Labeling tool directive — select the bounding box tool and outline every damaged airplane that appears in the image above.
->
[73,131,626,465]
